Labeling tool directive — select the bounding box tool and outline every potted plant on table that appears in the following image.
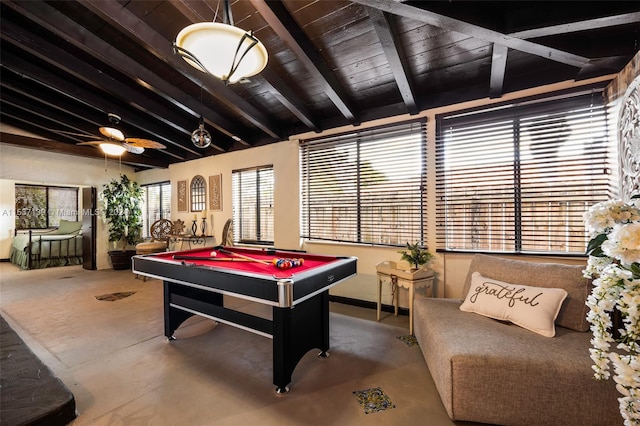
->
[398,241,434,271]
[101,174,143,270]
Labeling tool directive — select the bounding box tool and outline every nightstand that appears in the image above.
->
[376,261,434,335]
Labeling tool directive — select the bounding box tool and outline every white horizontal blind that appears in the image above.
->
[436,92,610,254]
[141,182,171,238]
[232,165,274,244]
[300,120,427,246]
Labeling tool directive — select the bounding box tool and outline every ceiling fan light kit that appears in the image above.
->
[173,0,268,85]
[99,143,127,156]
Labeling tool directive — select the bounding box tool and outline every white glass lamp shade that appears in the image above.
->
[175,22,268,84]
[98,126,125,141]
[100,143,126,156]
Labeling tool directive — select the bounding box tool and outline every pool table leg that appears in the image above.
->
[272,290,330,394]
[163,281,223,339]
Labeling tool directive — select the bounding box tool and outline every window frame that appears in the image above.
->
[300,120,428,248]
[232,165,274,245]
[434,88,612,256]
[140,181,171,238]
[15,184,79,230]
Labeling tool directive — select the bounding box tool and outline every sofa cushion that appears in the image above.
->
[462,254,591,332]
[460,272,567,337]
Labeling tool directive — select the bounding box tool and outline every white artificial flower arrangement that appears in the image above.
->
[583,195,640,425]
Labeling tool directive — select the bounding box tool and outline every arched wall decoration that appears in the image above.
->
[190,175,206,212]
[618,75,640,201]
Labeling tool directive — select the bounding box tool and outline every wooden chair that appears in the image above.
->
[135,219,172,281]
[136,219,173,255]
[221,219,234,246]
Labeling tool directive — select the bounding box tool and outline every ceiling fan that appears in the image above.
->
[75,113,166,155]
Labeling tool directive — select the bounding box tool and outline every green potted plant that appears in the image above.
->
[101,174,143,269]
[398,241,434,271]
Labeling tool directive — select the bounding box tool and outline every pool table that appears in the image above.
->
[132,246,357,393]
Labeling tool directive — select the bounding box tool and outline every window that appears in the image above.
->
[435,91,610,254]
[15,184,78,229]
[300,120,427,246]
[190,175,206,212]
[232,165,274,245]
[141,181,171,238]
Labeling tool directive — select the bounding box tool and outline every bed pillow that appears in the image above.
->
[54,220,83,235]
[460,272,568,337]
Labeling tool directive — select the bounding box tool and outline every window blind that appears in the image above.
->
[232,165,274,244]
[141,181,171,238]
[300,120,427,246]
[435,91,610,254]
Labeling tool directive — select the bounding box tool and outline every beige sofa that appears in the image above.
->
[413,254,621,426]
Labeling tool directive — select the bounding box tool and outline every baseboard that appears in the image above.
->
[0,258,9,263]
[329,295,409,316]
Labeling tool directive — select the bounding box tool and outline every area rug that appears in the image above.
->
[95,291,136,302]
[353,386,396,414]
[397,335,418,347]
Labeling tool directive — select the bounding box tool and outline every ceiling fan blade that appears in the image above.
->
[99,126,125,141]
[124,144,145,154]
[124,138,166,149]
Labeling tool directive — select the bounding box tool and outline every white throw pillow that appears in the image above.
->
[460,272,568,337]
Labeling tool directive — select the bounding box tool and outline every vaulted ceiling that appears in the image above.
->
[1,1,639,170]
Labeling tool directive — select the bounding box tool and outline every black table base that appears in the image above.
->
[164,281,330,393]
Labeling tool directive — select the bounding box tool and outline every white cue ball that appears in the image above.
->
[210,251,217,257]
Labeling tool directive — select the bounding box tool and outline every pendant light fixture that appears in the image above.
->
[173,0,268,85]
[192,116,212,148]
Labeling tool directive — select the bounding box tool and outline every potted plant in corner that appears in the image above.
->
[398,241,434,271]
[101,174,143,270]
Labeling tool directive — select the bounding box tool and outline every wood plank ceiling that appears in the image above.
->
[1,1,639,170]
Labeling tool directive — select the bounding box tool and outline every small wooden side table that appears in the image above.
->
[376,261,434,335]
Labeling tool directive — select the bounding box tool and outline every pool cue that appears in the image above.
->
[213,247,272,265]
[173,255,253,262]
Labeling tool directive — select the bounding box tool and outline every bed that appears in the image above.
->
[10,220,83,270]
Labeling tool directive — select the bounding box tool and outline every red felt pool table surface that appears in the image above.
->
[151,246,341,279]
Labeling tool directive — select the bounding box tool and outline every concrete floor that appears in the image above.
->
[0,263,476,426]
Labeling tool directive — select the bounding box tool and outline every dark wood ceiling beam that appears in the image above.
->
[0,51,188,161]
[487,12,639,99]
[80,0,281,140]
[0,23,200,159]
[351,0,590,68]
[2,0,239,151]
[509,12,640,39]
[0,90,95,144]
[489,44,508,98]
[0,132,170,169]
[249,0,360,124]
[258,69,321,133]
[366,7,418,115]
[170,0,320,133]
